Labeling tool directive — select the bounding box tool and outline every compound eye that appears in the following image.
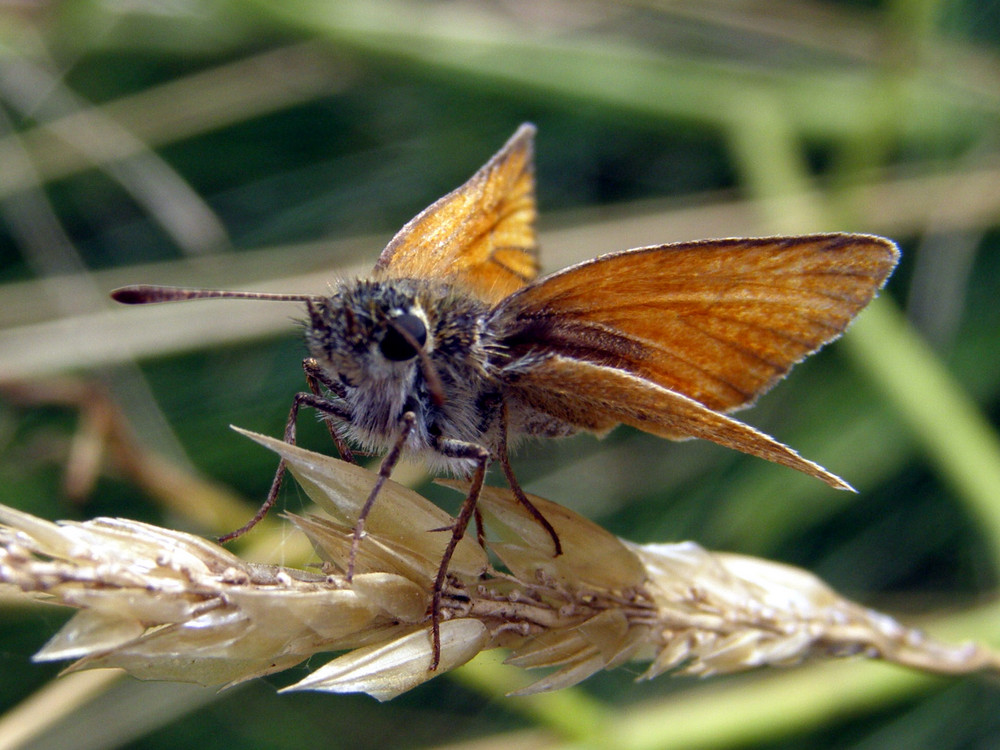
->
[378,313,427,361]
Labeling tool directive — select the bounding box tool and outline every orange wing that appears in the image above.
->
[505,354,852,489]
[374,123,540,304]
[493,234,899,488]
[494,235,899,413]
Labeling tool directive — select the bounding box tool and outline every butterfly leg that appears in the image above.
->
[346,412,416,581]
[428,437,490,670]
[497,404,562,556]
[218,391,351,543]
[473,506,486,551]
[302,358,356,464]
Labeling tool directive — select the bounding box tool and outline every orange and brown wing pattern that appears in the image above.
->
[494,234,899,413]
[374,123,540,304]
[504,354,853,489]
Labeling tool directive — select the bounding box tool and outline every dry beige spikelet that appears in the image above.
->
[0,429,997,701]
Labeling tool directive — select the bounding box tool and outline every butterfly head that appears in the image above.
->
[304,280,437,393]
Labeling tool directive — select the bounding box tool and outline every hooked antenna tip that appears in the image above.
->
[110,286,156,304]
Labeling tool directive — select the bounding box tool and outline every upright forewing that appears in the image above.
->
[374,123,540,304]
[504,355,852,490]
[493,235,899,412]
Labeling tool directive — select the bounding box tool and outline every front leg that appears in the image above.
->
[346,412,416,581]
[302,358,356,464]
[428,436,490,670]
[218,391,351,543]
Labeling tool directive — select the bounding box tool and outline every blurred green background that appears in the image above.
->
[2,0,1000,748]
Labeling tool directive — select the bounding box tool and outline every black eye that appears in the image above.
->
[378,313,427,361]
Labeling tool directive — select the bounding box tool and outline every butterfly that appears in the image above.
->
[112,123,899,667]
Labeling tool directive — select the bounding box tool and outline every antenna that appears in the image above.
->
[111,285,319,305]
